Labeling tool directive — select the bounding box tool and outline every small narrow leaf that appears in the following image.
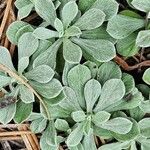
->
[18,57,29,74]
[71,111,86,122]
[55,119,70,131]
[64,26,82,37]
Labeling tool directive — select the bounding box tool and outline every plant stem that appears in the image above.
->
[0,64,51,121]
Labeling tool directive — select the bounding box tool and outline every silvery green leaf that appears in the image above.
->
[83,117,91,134]
[107,15,145,39]
[60,86,81,112]
[72,38,116,62]
[81,26,116,44]
[14,101,32,123]
[140,100,150,113]
[71,111,86,122]
[111,118,140,141]
[0,47,15,71]
[122,73,135,94]
[69,143,84,150]
[84,79,101,112]
[33,39,62,69]
[19,85,35,103]
[130,141,137,150]
[64,26,82,37]
[98,142,130,150]
[6,21,29,44]
[97,61,122,85]
[101,117,133,134]
[139,118,150,138]
[67,65,91,108]
[92,111,111,127]
[33,27,59,40]
[30,79,63,99]
[46,121,57,146]
[27,112,43,121]
[15,0,31,9]
[55,119,70,131]
[54,18,64,36]
[83,129,97,150]
[136,30,150,48]
[44,90,66,105]
[74,8,105,30]
[25,65,54,83]
[0,75,11,88]
[91,0,119,20]
[84,61,98,78]
[62,1,78,28]
[34,0,56,26]
[141,139,150,150]
[143,68,150,85]
[18,3,34,19]
[18,57,29,74]
[131,0,150,12]
[54,0,61,9]
[0,103,16,125]
[18,32,39,59]
[30,117,47,133]
[94,79,125,112]
[66,123,83,147]
[116,32,140,57]
[63,39,82,64]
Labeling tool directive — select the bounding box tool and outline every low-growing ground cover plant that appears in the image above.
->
[0,0,150,149]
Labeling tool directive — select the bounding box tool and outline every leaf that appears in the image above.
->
[55,119,70,131]
[62,1,78,28]
[107,15,145,39]
[0,47,15,71]
[14,101,32,123]
[137,84,150,99]
[30,117,47,133]
[63,39,82,64]
[91,0,119,20]
[66,123,83,147]
[33,27,59,40]
[136,30,150,48]
[15,0,31,9]
[101,117,133,134]
[122,73,135,94]
[59,86,81,112]
[0,103,16,124]
[143,68,150,85]
[139,118,150,138]
[18,57,29,74]
[18,32,39,59]
[25,65,54,83]
[34,0,56,26]
[64,26,82,37]
[6,21,29,44]
[19,85,35,103]
[116,32,140,57]
[119,10,142,19]
[94,79,125,112]
[18,3,34,19]
[72,38,116,62]
[0,75,11,88]
[140,100,150,113]
[71,111,86,122]
[74,8,105,30]
[54,18,64,36]
[131,0,150,12]
[97,61,122,85]
[92,111,111,127]
[84,79,101,112]
[67,65,91,108]
[30,79,63,99]
[33,39,62,69]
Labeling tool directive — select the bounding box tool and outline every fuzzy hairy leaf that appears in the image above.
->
[25,65,54,83]
[62,1,78,28]
[34,0,56,25]
[72,38,116,62]
[14,101,32,123]
[140,101,150,113]
[74,8,105,30]
[18,57,29,74]
[15,0,31,9]
[84,79,101,112]
[107,15,145,39]
[143,68,150,85]
[71,111,86,122]
[94,79,125,112]
[64,26,82,37]
[67,65,91,108]
[0,75,11,88]
[63,39,82,64]
[55,119,70,131]
[54,18,64,36]
[91,0,119,20]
